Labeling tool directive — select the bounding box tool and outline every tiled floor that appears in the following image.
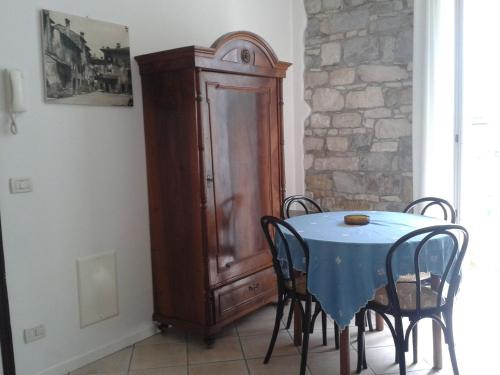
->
[68,303,458,375]
[69,266,495,375]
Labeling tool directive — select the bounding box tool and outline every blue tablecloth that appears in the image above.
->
[278,211,452,329]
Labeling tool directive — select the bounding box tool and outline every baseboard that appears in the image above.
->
[34,322,157,375]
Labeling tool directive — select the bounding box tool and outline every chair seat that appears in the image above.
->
[285,274,308,295]
[397,272,431,283]
[374,283,441,310]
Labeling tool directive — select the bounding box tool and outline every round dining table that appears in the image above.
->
[281,210,451,375]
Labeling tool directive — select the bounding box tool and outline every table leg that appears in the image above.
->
[340,326,350,375]
[376,313,384,331]
[431,275,443,369]
[293,301,302,346]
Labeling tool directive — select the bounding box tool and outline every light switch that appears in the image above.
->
[9,178,32,194]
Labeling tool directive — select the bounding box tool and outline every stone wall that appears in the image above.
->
[303,0,413,211]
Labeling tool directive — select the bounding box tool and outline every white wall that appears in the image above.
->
[0,1,303,374]
[291,0,308,195]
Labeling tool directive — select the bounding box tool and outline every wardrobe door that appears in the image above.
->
[199,72,281,286]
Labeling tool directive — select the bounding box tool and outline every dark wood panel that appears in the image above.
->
[200,72,279,286]
[140,68,208,326]
[214,267,277,322]
[135,31,289,340]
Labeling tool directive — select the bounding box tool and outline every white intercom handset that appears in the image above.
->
[4,69,26,134]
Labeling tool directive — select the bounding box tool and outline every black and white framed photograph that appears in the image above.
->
[41,9,133,106]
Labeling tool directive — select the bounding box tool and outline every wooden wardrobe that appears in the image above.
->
[135,31,290,342]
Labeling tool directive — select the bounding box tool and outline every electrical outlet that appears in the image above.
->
[9,178,33,194]
[23,325,46,343]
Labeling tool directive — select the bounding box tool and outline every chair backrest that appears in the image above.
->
[281,195,323,219]
[261,215,309,294]
[403,197,456,223]
[385,224,469,315]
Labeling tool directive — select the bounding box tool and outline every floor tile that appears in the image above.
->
[70,347,132,374]
[247,354,311,375]
[129,367,187,375]
[136,329,186,347]
[187,336,243,364]
[189,360,249,375]
[356,327,396,349]
[365,346,432,374]
[240,331,298,359]
[298,328,341,354]
[237,314,284,337]
[130,343,187,370]
[307,350,375,375]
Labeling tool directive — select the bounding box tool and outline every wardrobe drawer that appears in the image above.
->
[213,267,277,322]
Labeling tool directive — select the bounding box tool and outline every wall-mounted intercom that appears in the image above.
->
[4,69,26,134]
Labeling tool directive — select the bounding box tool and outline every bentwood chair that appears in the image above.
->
[281,196,344,338]
[281,195,323,219]
[403,197,456,223]
[261,215,331,375]
[357,225,469,375]
[401,196,456,362]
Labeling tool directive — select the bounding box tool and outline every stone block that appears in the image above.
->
[343,37,379,64]
[312,88,345,111]
[310,113,331,128]
[385,87,412,107]
[327,136,349,151]
[394,28,413,64]
[306,18,321,38]
[370,15,412,33]
[402,175,413,202]
[334,197,373,211]
[364,107,392,118]
[306,174,333,190]
[304,137,325,151]
[398,136,412,171]
[306,48,321,56]
[374,118,411,139]
[314,156,359,170]
[380,36,396,62]
[333,171,365,194]
[366,173,402,194]
[320,8,370,34]
[360,152,394,171]
[313,129,328,136]
[346,87,384,108]
[371,141,398,152]
[305,55,322,69]
[351,132,373,151]
[321,42,342,66]
[330,68,356,86]
[328,129,339,135]
[305,0,322,14]
[322,0,343,10]
[332,112,362,128]
[305,71,329,88]
[304,154,314,170]
[358,65,409,82]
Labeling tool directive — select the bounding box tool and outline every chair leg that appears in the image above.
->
[334,321,340,350]
[394,317,407,375]
[263,295,285,364]
[300,295,313,375]
[285,298,295,329]
[355,310,366,374]
[309,302,321,333]
[444,311,460,375]
[412,323,418,364]
[366,310,374,332]
[321,310,327,346]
